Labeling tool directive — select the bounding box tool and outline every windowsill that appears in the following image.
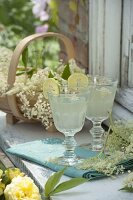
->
[112,101,133,121]
[104,88,133,126]
[115,88,133,113]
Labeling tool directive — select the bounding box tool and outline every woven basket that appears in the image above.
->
[0,32,75,125]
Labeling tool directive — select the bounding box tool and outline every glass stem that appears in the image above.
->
[90,121,104,151]
[63,135,77,160]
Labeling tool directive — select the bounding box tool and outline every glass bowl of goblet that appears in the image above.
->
[86,75,117,151]
[48,85,90,166]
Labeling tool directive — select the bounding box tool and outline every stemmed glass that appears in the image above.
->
[48,86,89,166]
[86,76,117,151]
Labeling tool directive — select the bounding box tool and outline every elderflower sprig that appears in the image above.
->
[0,47,12,96]
[0,53,85,129]
[78,120,133,177]
[120,172,133,192]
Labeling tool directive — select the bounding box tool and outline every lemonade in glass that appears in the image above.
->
[49,85,90,166]
[86,76,117,151]
[44,71,90,166]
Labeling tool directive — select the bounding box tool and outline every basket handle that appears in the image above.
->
[7,32,75,120]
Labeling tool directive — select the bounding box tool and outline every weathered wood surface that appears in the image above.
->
[122,0,133,87]
[0,112,132,200]
[0,148,14,168]
[89,0,121,80]
[115,88,133,114]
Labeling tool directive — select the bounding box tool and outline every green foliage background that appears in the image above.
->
[0,0,39,49]
[0,0,60,69]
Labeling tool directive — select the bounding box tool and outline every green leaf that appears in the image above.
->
[44,167,66,197]
[81,0,86,6]
[48,71,54,78]
[119,186,133,192]
[22,47,28,68]
[50,177,87,196]
[1,173,10,185]
[69,0,77,12]
[0,161,6,171]
[0,194,5,200]
[61,64,71,80]
[16,70,26,76]
[0,169,3,178]
[27,68,35,78]
[49,0,59,24]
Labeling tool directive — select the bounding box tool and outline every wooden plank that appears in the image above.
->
[0,148,14,169]
[115,88,133,113]
[88,0,105,75]
[88,0,122,81]
[121,0,133,87]
[112,101,133,121]
[121,0,130,87]
[104,0,121,80]
[128,0,133,86]
[0,113,132,200]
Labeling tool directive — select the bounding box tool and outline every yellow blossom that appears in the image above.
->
[5,168,24,181]
[4,175,42,200]
[0,181,5,196]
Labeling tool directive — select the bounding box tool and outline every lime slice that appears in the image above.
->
[43,78,59,99]
[68,73,89,88]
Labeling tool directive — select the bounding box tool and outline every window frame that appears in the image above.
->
[88,0,133,121]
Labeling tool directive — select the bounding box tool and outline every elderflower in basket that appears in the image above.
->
[0,43,85,130]
[9,59,85,130]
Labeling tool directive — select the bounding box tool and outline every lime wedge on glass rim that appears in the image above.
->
[68,73,89,89]
[43,78,59,99]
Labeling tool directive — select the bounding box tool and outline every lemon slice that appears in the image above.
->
[68,73,89,88]
[43,78,59,99]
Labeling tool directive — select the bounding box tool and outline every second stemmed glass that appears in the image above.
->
[48,86,90,166]
[86,76,117,151]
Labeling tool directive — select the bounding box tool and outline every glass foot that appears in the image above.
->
[90,121,105,151]
[91,143,103,151]
[79,143,102,151]
[79,142,92,150]
[57,156,82,166]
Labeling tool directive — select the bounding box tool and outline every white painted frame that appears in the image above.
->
[122,0,133,87]
[88,0,133,121]
[88,0,122,81]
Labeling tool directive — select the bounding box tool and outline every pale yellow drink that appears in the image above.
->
[86,85,117,121]
[86,76,117,151]
[50,94,87,136]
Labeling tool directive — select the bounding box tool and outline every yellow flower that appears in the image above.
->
[0,169,5,196]
[0,169,3,178]
[4,175,42,200]
[5,168,24,181]
[0,181,5,196]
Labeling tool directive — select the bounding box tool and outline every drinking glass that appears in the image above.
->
[48,86,90,166]
[86,76,117,151]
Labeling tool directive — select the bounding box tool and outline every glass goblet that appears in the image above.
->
[48,86,89,166]
[86,76,117,151]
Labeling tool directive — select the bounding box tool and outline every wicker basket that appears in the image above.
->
[0,32,75,125]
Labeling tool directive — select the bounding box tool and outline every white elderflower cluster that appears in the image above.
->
[78,151,126,177]
[0,72,9,96]
[18,92,53,129]
[122,172,133,191]
[0,55,85,129]
[0,47,13,96]
[57,59,85,75]
[78,122,133,178]
[12,68,55,129]
[0,47,13,71]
